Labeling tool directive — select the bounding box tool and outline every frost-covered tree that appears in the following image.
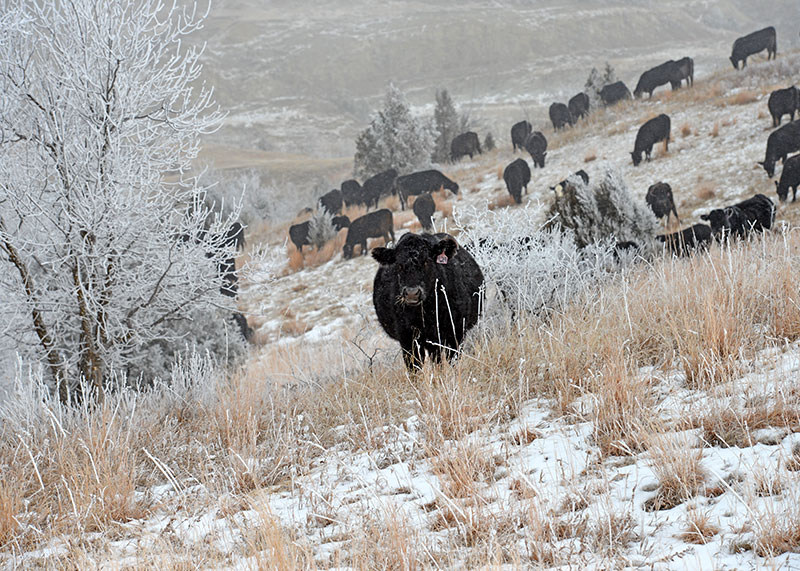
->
[585,62,618,108]
[549,169,658,249]
[0,0,245,401]
[306,209,337,250]
[431,89,471,164]
[353,83,435,179]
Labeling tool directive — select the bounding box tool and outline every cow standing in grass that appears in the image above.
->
[524,131,548,168]
[395,170,459,210]
[775,154,800,202]
[600,81,632,106]
[549,102,573,131]
[343,209,395,259]
[631,114,670,166]
[511,120,532,152]
[730,26,777,70]
[450,131,482,162]
[568,93,590,121]
[503,158,531,204]
[760,120,800,178]
[700,194,775,239]
[362,168,398,209]
[412,193,436,231]
[657,223,712,256]
[646,182,680,225]
[372,233,484,371]
[767,86,800,127]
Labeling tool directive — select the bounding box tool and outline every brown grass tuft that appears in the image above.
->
[680,122,692,137]
[679,508,719,544]
[710,122,720,138]
[584,150,597,162]
[287,247,304,272]
[695,184,716,200]
[489,193,516,210]
[643,434,706,511]
[384,194,400,211]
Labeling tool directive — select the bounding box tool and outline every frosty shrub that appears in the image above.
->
[353,83,435,179]
[306,209,338,250]
[585,62,618,108]
[431,89,471,164]
[483,133,496,152]
[454,204,619,320]
[0,0,247,400]
[549,168,658,250]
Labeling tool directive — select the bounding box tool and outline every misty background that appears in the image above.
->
[190,0,800,218]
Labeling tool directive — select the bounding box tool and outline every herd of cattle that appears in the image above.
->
[279,26,799,367]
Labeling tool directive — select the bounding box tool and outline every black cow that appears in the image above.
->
[395,170,459,210]
[675,56,694,87]
[730,26,777,70]
[341,179,364,207]
[412,193,436,231]
[319,189,343,215]
[768,86,800,127]
[775,153,800,202]
[634,60,683,98]
[568,92,590,121]
[362,168,398,209]
[600,81,632,106]
[511,120,533,152]
[657,223,712,256]
[549,102,573,131]
[524,131,548,168]
[343,209,395,259]
[451,131,482,162]
[631,114,670,166]
[289,216,349,252]
[503,158,532,204]
[372,233,484,371]
[231,313,254,342]
[646,182,680,224]
[760,120,800,178]
[700,194,775,239]
[550,170,589,194]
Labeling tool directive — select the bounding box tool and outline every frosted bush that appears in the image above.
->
[306,209,338,249]
[454,203,621,320]
[550,168,658,250]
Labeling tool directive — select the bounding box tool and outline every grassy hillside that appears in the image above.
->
[5,42,800,567]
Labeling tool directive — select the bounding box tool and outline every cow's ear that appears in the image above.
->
[432,236,458,261]
[700,213,710,221]
[372,247,395,265]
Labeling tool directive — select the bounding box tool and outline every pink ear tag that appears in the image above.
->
[436,253,448,265]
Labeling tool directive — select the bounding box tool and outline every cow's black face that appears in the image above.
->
[729,56,738,70]
[700,209,728,236]
[776,180,788,202]
[631,151,642,167]
[759,160,775,178]
[373,236,458,306]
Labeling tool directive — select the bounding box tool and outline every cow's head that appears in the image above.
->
[372,234,459,306]
[776,180,789,203]
[729,56,738,70]
[759,160,776,178]
[631,151,643,167]
[700,208,731,237]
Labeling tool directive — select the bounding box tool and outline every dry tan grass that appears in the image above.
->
[584,149,597,162]
[710,122,720,138]
[680,122,692,138]
[488,193,517,210]
[720,90,760,107]
[695,183,716,201]
[643,434,706,511]
[679,508,719,544]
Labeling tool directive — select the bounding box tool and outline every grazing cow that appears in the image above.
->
[362,168,398,209]
[511,120,533,152]
[524,131,548,168]
[768,86,800,127]
[395,170,459,210]
[503,158,532,204]
[549,102,573,130]
[372,232,484,371]
[412,193,436,231]
[550,170,589,194]
[657,223,712,256]
[450,131,482,162]
[634,60,683,98]
[646,182,680,224]
[568,92,590,121]
[343,209,395,259]
[631,114,671,166]
[700,194,775,239]
[759,120,800,177]
[289,216,349,252]
[675,56,694,87]
[600,81,632,106]
[319,189,343,215]
[341,179,364,207]
[775,153,800,202]
[730,26,777,69]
